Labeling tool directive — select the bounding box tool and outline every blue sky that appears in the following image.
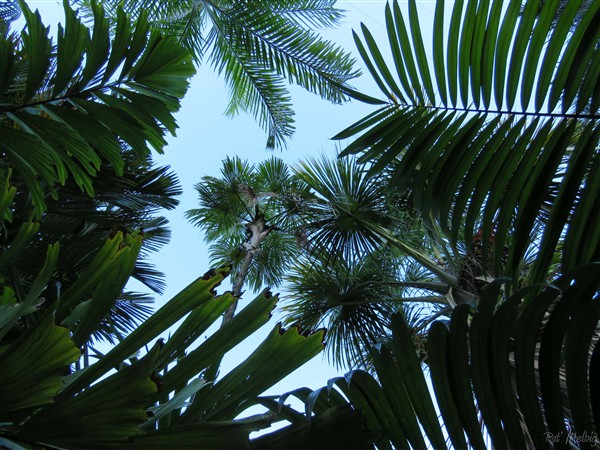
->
[146,1,394,389]
[19,0,435,400]
[149,1,391,394]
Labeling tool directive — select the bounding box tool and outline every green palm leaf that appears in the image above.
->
[76,0,358,148]
[335,0,600,284]
[0,1,194,216]
[301,264,600,449]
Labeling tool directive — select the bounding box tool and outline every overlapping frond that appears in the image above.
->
[2,249,376,448]
[204,1,356,148]
[76,0,358,148]
[0,1,194,216]
[336,0,600,284]
[302,264,600,449]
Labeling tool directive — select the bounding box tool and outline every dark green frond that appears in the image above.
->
[293,154,394,261]
[306,264,600,450]
[76,0,357,148]
[335,0,600,284]
[0,1,194,215]
[209,2,357,103]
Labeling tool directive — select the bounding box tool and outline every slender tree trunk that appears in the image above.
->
[221,250,254,324]
[204,213,271,381]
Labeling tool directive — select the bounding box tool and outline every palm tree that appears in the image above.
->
[186,156,309,320]
[1,1,194,217]
[188,153,465,370]
[76,0,360,148]
[4,152,183,344]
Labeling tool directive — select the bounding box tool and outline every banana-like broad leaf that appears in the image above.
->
[15,342,161,450]
[303,264,600,449]
[0,1,194,216]
[335,0,600,284]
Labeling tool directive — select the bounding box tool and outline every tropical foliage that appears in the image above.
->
[0,0,196,341]
[0,4,378,449]
[305,264,600,449]
[77,0,359,148]
[296,0,599,447]
[335,0,600,286]
[3,0,599,447]
[1,0,194,216]
[186,156,309,298]
[0,240,377,449]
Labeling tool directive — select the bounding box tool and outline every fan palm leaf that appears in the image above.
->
[335,0,600,285]
[293,154,396,261]
[282,249,452,369]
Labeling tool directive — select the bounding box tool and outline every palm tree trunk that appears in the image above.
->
[204,214,271,382]
[221,249,254,324]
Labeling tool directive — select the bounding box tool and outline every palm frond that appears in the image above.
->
[335,0,600,284]
[300,264,600,449]
[208,30,295,149]
[75,0,358,148]
[0,1,194,216]
[269,0,345,29]
[0,0,20,29]
[90,291,154,344]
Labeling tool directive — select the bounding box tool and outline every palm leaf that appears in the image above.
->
[0,1,194,216]
[302,264,600,448]
[0,0,20,31]
[335,0,600,284]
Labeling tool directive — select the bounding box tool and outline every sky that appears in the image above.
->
[146,0,394,397]
[17,0,437,410]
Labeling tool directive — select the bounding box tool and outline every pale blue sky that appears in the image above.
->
[150,0,394,392]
